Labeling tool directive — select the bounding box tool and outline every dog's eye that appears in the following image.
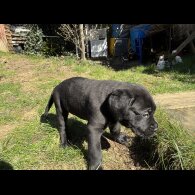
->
[133,110,140,115]
[143,113,149,118]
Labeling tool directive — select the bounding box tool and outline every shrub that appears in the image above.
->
[24,25,44,55]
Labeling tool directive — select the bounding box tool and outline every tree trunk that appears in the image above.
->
[79,24,86,60]
[75,45,79,58]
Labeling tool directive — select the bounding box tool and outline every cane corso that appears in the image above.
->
[43,77,158,170]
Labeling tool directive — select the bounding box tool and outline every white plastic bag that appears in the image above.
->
[157,55,165,70]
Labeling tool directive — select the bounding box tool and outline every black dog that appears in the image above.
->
[43,77,158,170]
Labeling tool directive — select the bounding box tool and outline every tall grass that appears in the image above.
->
[154,108,195,170]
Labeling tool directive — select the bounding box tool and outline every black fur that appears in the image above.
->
[43,77,158,170]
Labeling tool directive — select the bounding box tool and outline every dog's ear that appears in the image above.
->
[109,89,125,97]
[108,89,134,112]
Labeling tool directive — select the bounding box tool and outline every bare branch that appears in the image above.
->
[58,24,86,59]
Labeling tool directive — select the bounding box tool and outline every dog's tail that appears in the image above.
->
[44,92,54,117]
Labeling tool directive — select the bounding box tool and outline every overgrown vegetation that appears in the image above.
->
[154,108,195,169]
[24,25,44,55]
[131,108,195,170]
[0,52,194,170]
[23,25,64,56]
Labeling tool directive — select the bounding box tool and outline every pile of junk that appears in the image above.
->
[108,24,195,69]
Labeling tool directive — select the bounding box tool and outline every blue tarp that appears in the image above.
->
[130,24,152,63]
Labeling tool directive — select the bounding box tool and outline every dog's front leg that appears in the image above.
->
[87,123,104,170]
[109,122,131,147]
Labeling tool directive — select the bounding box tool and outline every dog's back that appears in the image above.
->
[44,77,153,120]
[52,77,123,119]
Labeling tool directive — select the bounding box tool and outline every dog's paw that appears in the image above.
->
[115,134,132,147]
[40,114,48,122]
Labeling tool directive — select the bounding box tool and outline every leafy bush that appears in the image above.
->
[24,25,44,55]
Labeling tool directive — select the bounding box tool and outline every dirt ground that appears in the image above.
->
[154,92,195,136]
[154,92,195,110]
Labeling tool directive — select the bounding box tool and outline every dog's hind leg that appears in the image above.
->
[53,93,69,148]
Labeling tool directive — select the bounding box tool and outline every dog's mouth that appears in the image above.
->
[121,120,157,139]
[132,128,156,139]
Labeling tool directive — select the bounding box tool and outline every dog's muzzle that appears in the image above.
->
[122,120,158,138]
[149,122,158,132]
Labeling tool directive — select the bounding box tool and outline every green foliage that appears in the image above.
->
[154,108,195,170]
[24,25,44,55]
[41,38,65,56]
[24,24,66,56]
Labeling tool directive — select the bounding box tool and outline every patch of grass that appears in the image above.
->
[152,108,195,170]
[0,51,11,57]
[0,82,21,124]
[0,52,195,170]
[130,107,195,170]
[62,55,78,66]
[0,118,86,170]
[37,79,61,92]
[68,56,195,95]
[73,64,91,74]
[0,81,41,126]
[2,52,194,95]
[0,63,16,79]
[0,82,21,96]
[124,64,195,94]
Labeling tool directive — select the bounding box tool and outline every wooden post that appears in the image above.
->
[75,44,79,58]
[187,31,195,54]
[0,24,9,52]
[168,31,195,62]
[79,24,86,60]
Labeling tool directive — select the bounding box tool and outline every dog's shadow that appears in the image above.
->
[103,131,159,169]
[40,114,111,161]
[0,160,14,170]
[40,114,158,169]
[128,136,159,169]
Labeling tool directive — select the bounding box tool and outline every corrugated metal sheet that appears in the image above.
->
[90,39,107,57]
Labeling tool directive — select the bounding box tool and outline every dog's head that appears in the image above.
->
[108,86,158,138]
